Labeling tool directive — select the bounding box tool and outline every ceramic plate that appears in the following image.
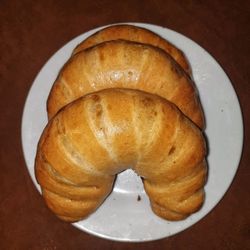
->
[21,23,243,242]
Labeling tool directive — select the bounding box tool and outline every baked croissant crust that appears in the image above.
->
[73,24,191,75]
[47,40,204,129]
[36,89,207,222]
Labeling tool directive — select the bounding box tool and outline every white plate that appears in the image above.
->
[21,23,243,242]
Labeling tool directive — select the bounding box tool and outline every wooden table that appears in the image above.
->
[1,1,249,249]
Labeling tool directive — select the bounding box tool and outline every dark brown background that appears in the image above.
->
[1,0,249,249]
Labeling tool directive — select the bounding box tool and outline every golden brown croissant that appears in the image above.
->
[47,40,204,129]
[36,89,207,222]
[73,24,191,75]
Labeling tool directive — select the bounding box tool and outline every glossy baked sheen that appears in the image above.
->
[72,24,191,75]
[36,89,207,222]
[47,40,204,129]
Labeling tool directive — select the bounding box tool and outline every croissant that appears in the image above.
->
[47,40,204,129]
[36,89,207,222]
[73,24,191,75]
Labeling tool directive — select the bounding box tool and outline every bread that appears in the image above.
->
[47,40,204,129]
[35,89,207,222]
[73,24,191,75]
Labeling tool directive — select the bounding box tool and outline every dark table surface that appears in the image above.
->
[1,1,249,249]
